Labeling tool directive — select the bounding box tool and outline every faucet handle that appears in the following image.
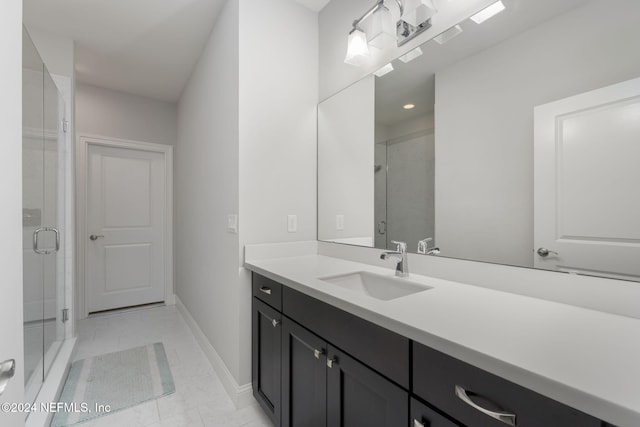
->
[391,240,407,252]
[417,238,434,254]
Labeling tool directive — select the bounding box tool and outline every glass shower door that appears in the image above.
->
[22,28,45,404]
[42,66,65,381]
[22,27,67,404]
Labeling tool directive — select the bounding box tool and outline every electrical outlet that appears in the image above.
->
[336,214,344,231]
[287,215,297,233]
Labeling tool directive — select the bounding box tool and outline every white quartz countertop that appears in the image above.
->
[245,253,640,427]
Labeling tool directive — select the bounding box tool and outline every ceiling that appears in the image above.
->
[23,0,330,103]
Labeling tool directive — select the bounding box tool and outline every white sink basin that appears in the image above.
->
[319,271,432,301]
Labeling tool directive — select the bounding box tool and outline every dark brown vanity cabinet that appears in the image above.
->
[252,273,609,427]
[252,273,409,427]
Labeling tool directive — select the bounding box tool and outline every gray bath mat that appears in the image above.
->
[51,342,175,426]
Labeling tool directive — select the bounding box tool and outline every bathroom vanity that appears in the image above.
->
[246,248,639,427]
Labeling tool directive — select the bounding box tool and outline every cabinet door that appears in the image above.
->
[411,397,461,427]
[282,317,327,427]
[252,298,282,426]
[327,345,407,427]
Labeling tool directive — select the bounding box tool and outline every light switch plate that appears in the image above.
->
[227,214,238,234]
[336,214,344,231]
[287,215,297,233]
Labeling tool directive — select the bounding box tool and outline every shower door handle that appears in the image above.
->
[0,359,16,396]
[33,227,60,254]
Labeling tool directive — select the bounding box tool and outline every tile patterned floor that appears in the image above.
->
[68,305,272,427]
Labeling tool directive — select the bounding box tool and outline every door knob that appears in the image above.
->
[90,234,104,241]
[537,247,558,257]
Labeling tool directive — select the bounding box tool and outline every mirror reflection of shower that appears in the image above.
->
[374,129,435,251]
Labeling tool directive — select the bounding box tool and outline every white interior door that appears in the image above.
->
[534,77,640,280]
[86,142,167,313]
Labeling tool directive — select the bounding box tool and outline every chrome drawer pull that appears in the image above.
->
[313,349,325,359]
[271,318,280,328]
[259,287,272,295]
[413,419,425,427]
[455,385,517,426]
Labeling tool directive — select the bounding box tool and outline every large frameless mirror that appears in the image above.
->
[318,0,640,282]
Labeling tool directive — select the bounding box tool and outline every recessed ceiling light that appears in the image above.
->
[403,104,415,110]
[374,63,394,77]
[470,1,505,24]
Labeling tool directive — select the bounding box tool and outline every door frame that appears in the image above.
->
[76,134,174,319]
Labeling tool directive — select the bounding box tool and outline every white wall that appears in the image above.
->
[76,83,177,145]
[435,0,640,267]
[386,131,435,251]
[238,0,318,383]
[25,29,74,79]
[176,0,318,390]
[318,76,374,244]
[176,0,241,384]
[0,1,25,424]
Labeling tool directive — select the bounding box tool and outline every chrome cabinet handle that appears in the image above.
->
[33,227,60,254]
[455,385,516,426]
[0,359,16,396]
[90,234,105,241]
[326,357,337,368]
[413,419,425,427]
[537,247,558,257]
[313,349,325,359]
[259,286,272,295]
[271,318,280,328]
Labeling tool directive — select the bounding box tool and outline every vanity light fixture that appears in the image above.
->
[470,0,506,24]
[344,26,371,66]
[365,5,396,50]
[434,24,463,45]
[403,103,416,110]
[374,63,395,77]
[344,0,436,66]
[403,0,438,28]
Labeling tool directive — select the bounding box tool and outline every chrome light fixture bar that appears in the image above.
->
[345,0,435,65]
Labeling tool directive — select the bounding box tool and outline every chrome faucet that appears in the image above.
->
[417,238,440,255]
[381,240,409,277]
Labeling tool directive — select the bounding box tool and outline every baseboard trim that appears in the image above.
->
[175,297,253,408]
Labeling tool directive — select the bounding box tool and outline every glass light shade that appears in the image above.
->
[363,6,395,50]
[344,27,370,66]
[403,0,438,28]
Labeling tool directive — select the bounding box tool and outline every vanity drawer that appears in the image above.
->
[413,343,600,427]
[252,273,282,311]
[283,286,409,389]
[411,397,461,427]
